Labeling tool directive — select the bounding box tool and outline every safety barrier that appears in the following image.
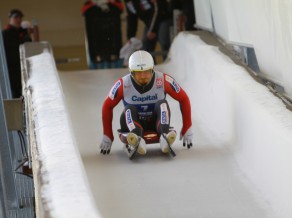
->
[20,42,101,218]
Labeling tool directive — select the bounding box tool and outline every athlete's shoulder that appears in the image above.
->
[163,73,181,93]
[108,78,123,100]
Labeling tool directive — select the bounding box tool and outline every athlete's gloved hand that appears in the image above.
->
[100,135,112,155]
[180,128,193,149]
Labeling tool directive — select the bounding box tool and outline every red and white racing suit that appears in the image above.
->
[102,71,192,141]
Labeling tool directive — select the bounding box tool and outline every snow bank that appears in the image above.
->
[25,50,101,218]
[161,32,292,218]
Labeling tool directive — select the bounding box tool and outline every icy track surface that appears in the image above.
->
[59,68,273,218]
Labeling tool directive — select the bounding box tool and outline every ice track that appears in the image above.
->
[59,68,271,218]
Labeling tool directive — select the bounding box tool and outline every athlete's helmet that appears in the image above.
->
[129,50,154,72]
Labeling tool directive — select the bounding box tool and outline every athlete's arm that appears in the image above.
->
[163,74,192,136]
[102,79,124,141]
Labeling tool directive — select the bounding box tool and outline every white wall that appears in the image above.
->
[193,0,213,31]
[194,0,292,99]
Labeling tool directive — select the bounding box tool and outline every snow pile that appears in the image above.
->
[26,51,100,218]
[161,32,292,218]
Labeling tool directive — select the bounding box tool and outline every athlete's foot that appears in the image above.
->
[127,132,139,147]
[127,132,147,155]
[160,131,177,153]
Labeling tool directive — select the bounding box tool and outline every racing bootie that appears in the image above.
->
[127,132,147,155]
[160,130,177,153]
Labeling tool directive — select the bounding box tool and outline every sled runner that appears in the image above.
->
[117,129,176,160]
